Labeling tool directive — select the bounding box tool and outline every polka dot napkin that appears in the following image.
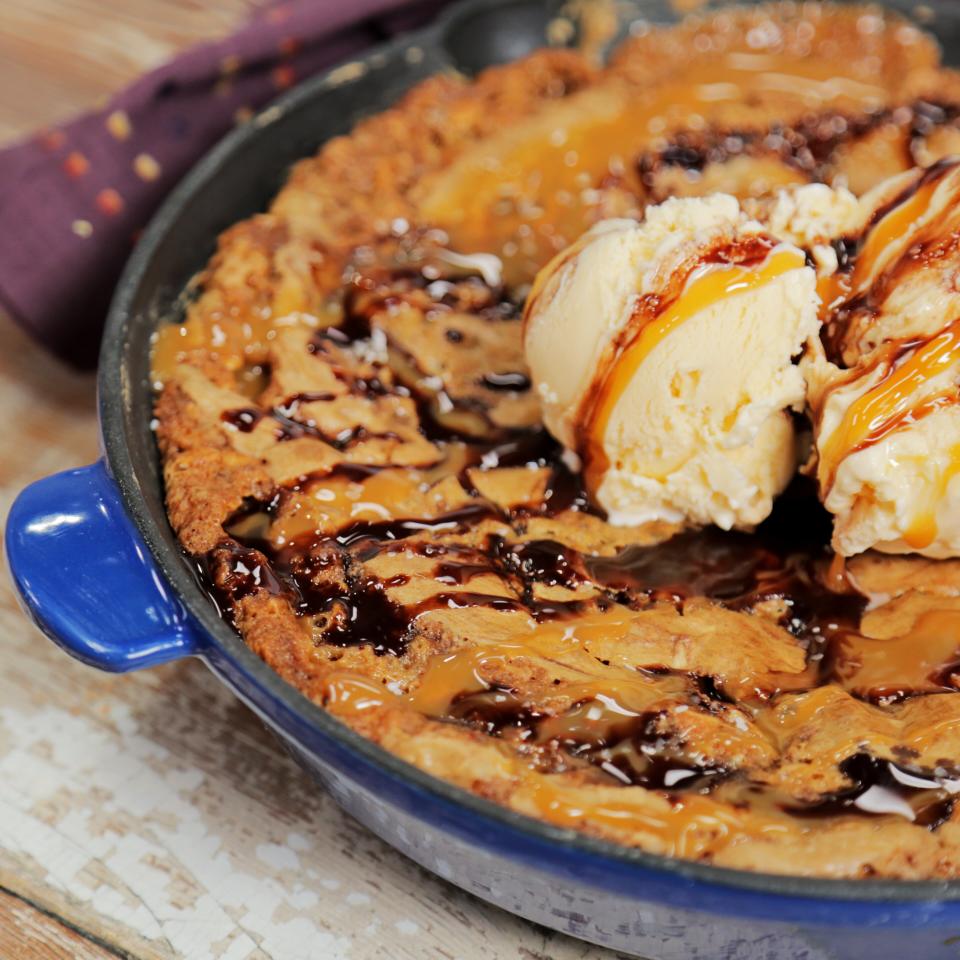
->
[0,0,445,368]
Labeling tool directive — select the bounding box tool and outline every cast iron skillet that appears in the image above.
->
[11,1,960,957]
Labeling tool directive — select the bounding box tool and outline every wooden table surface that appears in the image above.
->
[0,2,622,958]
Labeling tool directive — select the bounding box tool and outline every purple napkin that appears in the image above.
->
[0,0,446,368]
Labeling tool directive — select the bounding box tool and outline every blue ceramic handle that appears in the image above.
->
[6,460,202,671]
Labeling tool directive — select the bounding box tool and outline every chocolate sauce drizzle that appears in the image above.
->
[222,391,405,452]
[820,157,958,368]
[786,754,957,829]
[196,226,960,832]
[208,445,923,811]
[638,101,960,192]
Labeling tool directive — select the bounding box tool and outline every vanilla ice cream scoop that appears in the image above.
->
[523,195,821,530]
[805,159,960,557]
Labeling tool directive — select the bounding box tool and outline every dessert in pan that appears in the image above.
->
[153,3,960,877]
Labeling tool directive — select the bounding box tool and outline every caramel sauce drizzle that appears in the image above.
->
[151,315,266,384]
[811,160,960,549]
[818,319,960,496]
[833,608,960,702]
[816,167,949,325]
[904,443,960,550]
[151,303,335,386]
[579,244,806,493]
[521,775,794,859]
[749,683,842,750]
[407,643,524,717]
[422,50,890,283]
[854,177,943,288]
[322,672,397,716]
[268,469,432,547]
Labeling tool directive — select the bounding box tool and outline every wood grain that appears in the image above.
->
[0,887,120,960]
[0,3,623,957]
[0,0,259,145]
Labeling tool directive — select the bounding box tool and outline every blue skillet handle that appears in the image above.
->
[6,460,202,672]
